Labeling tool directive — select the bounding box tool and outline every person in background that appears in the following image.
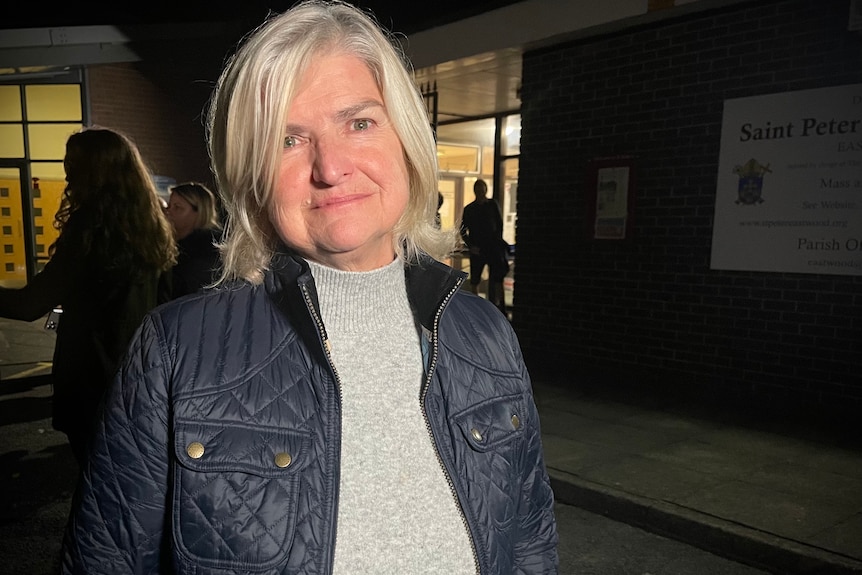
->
[60,1,558,573]
[164,181,223,298]
[0,126,177,467]
[435,191,444,228]
[460,178,509,314]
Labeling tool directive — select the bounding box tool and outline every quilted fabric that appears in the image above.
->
[60,252,559,574]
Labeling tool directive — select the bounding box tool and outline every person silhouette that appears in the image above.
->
[0,126,177,466]
[435,191,444,228]
[460,178,508,313]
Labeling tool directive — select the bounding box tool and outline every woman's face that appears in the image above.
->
[63,144,81,185]
[166,192,198,240]
[269,51,410,271]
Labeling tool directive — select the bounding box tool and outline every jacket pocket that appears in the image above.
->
[453,392,526,452]
[172,419,311,571]
[451,393,527,534]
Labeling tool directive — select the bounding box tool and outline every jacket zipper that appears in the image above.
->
[418,276,481,575]
[299,283,343,575]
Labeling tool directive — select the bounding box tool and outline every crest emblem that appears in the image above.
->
[733,158,771,205]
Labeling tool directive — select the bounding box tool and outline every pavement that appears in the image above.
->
[532,374,862,575]
[2,315,862,574]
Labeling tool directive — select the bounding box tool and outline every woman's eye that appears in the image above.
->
[352,119,371,131]
[284,135,298,148]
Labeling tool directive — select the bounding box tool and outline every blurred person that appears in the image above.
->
[460,178,509,314]
[60,2,558,574]
[435,191,444,228]
[164,181,223,298]
[0,126,177,466]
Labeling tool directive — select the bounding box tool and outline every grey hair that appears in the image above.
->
[206,0,458,284]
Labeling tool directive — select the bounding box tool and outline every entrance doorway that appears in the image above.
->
[0,164,34,287]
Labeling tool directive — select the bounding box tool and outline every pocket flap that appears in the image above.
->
[174,419,310,478]
[453,393,526,452]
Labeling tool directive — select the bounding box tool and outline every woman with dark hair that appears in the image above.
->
[165,181,223,298]
[0,126,177,466]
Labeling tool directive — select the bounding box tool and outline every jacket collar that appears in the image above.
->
[404,255,466,330]
[265,246,466,331]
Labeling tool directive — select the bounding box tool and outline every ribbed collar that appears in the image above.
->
[307,258,409,333]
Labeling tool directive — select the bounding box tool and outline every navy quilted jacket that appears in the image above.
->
[61,252,559,574]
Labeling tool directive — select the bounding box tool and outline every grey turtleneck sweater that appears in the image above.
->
[308,258,475,574]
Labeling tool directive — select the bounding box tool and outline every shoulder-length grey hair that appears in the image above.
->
[207,0,458,284]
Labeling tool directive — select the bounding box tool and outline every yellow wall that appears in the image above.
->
[33,177,63,260]
[0,83,80,286]
[0,174,27,287]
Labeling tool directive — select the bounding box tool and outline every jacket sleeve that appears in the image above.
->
[0,244,72,321]
[512,333,559,573]
[492,200,504,238]
[60,313,172,575]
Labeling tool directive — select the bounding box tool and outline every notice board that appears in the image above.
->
[710,84,862,276]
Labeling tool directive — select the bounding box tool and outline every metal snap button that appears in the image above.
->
[471,428,483,441]
[274,452,292,468]
[187,442,205,459]
[511,414,520,429]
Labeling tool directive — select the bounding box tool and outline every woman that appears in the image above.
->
[164,181,222,298]
[61,2,558,573]
[0,126,177,466]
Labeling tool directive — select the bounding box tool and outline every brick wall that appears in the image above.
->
[88,63,205,185]
[515,0,862,414]
[87,34,232,189]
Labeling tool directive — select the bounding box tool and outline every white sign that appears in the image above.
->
[711,84,862,276]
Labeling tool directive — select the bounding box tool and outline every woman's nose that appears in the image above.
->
[312,137,353,185]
